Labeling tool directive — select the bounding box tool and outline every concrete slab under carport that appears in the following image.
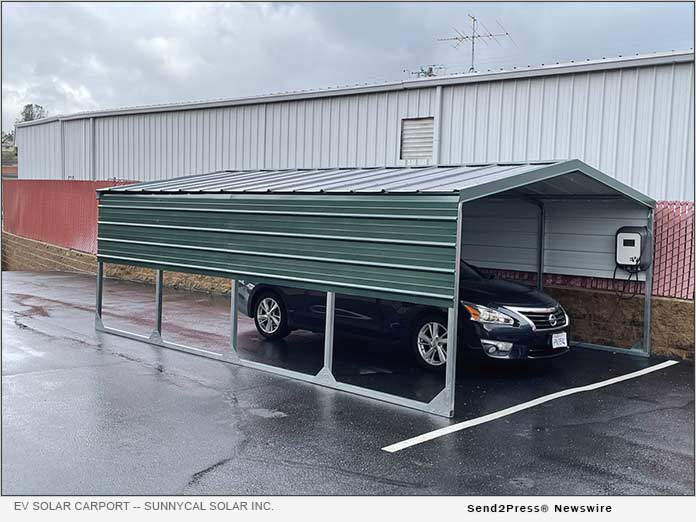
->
[2,272,693,495]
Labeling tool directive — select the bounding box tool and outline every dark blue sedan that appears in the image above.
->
[238,261,570,370]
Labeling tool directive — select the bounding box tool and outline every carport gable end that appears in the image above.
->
[456,159,656,208]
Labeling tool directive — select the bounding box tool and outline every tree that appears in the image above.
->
[1,130,15,146]
[16,104,48,123]
[2,130,17,165]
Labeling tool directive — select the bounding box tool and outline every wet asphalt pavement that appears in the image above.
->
[2,271,694,495]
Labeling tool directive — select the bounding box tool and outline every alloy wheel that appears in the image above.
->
[417,321,448,367]
[257,297,282,334]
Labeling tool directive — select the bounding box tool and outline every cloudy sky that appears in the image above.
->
[1,1,693,131]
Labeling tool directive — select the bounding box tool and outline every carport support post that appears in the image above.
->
[95,261,103,327]
[316,291,337,384]
[323,292,335,370]
[150,270,163,342]
[444,202,464,416]
[225,280,240,363]
[429,202,463,417]
[641,209,655,355]
[444,306,458,402]
[536,201,545,291]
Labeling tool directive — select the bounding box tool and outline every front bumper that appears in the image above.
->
[470,320,570,360]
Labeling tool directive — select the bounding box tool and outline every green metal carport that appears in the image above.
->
[95,159,655,417]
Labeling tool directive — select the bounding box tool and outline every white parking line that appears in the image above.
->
[382,360,679,453]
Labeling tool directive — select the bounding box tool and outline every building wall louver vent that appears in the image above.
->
[400,117,434,160]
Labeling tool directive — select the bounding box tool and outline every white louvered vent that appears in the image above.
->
[400,117,434,160]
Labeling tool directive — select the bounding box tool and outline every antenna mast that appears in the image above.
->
[438,14,515,72]
[470,15,476,73]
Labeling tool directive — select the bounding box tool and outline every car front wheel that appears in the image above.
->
[253,292,290,340]
[412,314,449,371]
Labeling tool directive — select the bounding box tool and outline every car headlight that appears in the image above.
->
[462,302,515,326]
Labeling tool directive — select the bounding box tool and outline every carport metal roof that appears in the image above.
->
[98,159,655,207]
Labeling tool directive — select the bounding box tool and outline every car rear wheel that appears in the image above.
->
[253,292,290,340]
[412,314,449,371]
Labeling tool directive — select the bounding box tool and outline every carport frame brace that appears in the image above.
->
[94,202,464,418]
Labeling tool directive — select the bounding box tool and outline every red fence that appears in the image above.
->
[653,201,694,299]
[1,180,133,254]
[1,180,694,300]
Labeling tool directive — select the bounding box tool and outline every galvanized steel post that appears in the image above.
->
[641,209,655,355]
[228,279,239,361]
[323,292,336,372]
[432,200,464,416]
[444,306,457,408]
[446,201,464,415]
[153,270,163,337]
[95,261,103,320]
[536,201,546,291]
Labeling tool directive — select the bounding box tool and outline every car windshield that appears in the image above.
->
[459,260,486,281]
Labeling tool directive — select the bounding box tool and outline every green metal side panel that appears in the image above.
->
[97,194,460,307]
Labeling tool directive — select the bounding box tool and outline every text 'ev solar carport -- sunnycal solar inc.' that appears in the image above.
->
[95,160,656,417]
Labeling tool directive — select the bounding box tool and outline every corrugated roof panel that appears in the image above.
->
[98,160,655,207]
[333,166,446,192]
[398,164,523,192]
[302,167,399,191]
[360,166,472,191]
[277,168,381,191]
[242,169,345,192]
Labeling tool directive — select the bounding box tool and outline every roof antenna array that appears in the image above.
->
[437,14,516,72]
[402,64,446,78]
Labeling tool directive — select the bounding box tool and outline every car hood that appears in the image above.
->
[459,279,558,308]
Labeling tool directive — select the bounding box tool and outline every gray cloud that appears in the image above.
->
[2,1,693,130]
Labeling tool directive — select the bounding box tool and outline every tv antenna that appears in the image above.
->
[403,64,446,78]
[438,14,516,72]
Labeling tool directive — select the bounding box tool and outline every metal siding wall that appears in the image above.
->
[440,62,694,200]
[461,199,539,272]
[63,119,91,179]
[18,61,693,200]
[88,88,437,181]
[16,121,61,179]
[461,198,649,280]
[97,194,459,307]
[544,200,649,280]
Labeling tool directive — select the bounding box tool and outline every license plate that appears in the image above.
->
[552,332,567,349]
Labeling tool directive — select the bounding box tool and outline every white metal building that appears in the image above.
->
[15,50,694,201]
